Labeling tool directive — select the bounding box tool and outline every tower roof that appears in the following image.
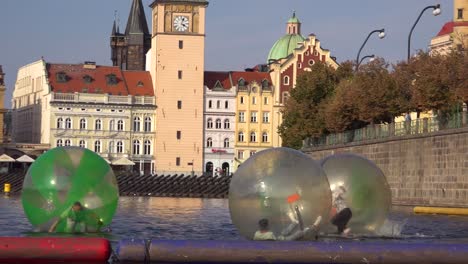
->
[125,0,150,35]
[267,12,305,63]
[112,20,117,35]
[288,11,300,24]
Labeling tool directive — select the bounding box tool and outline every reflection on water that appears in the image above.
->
[2,196,468,242]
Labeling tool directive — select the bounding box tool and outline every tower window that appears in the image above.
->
[283,76,290,85]
[176,157,181,166]
[458,8,464,19]
[177,131,181,139]
[177,100,182,109]
[179,40,184,49]
[178,71,183,79]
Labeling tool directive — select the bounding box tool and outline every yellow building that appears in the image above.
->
[149,0,208,175]
[430,0,468,54]
[233,72,274,169]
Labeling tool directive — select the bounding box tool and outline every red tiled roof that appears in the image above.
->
[436,21,468,36]
[230,71,272,86]
[204,71,232,90]
[47,63,154,96]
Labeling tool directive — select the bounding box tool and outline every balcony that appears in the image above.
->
[51,92,155,106]
[52,128,154,138]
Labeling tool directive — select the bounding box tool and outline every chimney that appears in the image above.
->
[83,61,96,70]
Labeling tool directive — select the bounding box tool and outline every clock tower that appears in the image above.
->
[150,0,208,175]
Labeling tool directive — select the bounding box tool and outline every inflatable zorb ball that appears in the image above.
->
[229,148,331,240]
[321,153,391,234]
[22,147,119,232]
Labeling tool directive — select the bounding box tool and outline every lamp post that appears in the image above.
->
[356,54,376,70]
[356,29,385,71]
[408,4,441,60]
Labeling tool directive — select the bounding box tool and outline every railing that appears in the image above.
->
[303,112,467,148]
[51,92,155,105]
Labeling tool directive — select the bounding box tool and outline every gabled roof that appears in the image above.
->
[123,71,154,96]
[230,71,272,86]
[436,21,468,36]
[125,0,150,35]
[204,71,232,90]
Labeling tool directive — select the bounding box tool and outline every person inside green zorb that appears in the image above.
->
[21,147,119,233]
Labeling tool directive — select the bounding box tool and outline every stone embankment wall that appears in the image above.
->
[304,127,468,207]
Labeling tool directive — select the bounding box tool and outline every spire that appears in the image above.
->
[112,10,117,35]
[286,11,301,35]
[125,0,150,35]
[0,65,4,86]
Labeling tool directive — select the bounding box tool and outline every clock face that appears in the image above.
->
[173,16,189,32]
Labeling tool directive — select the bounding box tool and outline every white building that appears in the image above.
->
[12,59,156,174]
[203,71,236,176]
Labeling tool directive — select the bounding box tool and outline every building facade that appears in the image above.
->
[12,60,156,174]
[203,71,235,176]
[150,0,208,175]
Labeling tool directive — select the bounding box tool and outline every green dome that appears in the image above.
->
[267,34,305,63]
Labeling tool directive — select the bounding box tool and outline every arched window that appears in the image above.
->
[215,119,222,129]
[250,132,257,142]
[216,100,221,109]
[224,138,230,148]
[109,120,115,131]
[238,132,244,142]
[56,139,63,147]
[144,117,152,132]
[206,138,213,147]
[283,76,290,85]
[80,119,87,130]
[94,140,101,153]
[207,118,213,129]
[133,117,141,132]
[262,79,269,90]
[144,140,151,155]
[79,140,86,148]
[95,119,102,130]
[117,120,124,131]
[64,140,71,146]
[133,140,140,155]
[117,141,123,153]
[65,118,72,129]
[109,141,115,153]
[57,118,64,129]
[224,119,230,129]
[262,132,269,143]
[225,101,229,109]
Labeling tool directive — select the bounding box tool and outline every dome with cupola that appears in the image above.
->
[267,12,306,63]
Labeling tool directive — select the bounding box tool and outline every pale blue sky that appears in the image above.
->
[1,0,453,107]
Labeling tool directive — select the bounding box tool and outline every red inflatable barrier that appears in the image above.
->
[0,237,111,264]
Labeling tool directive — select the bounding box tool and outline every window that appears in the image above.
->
[110,120,115,131]
[83,75,93,84]
[82,108,87,112]
[224,119,230,129]
[308,59,315,66]
[133,117,141,132]
[215,119,222,129]
[117,120,124,131]
[207,118,213,129]
[94,140,101,153]
[262,132,269,143]
[458,8,464,19]
[176,131,181,140]
[207,138,213,147]
[57,118,64,129]
[80,119,87,130]
[65,140,71,146]
[56,139,63,147]
[263,112,269,123]
[238,151,244,160]
[252,97,257,105]
[238,78,246,87]
[238,132,244,142]
[176,157,181,166]
[240,96,244,104]
[133,140,140,155]
[217,100,221,109]
[262,80,269,90]
[65,118,72,129]
[225,101,229,109]
[179,40,184,49]
[250,132,257,142]
[238,112,245,122]
[224,138,230,148]
[66,107,72,111]
[177,100,182,109]
[56,72,67,83]
[283,92,290,103]
[264,97,269,105]
[109,141,115,153]
[208,100,212,108]
[313,50,319,56]
[144,117,152,132]
[79,140,86,148]
[144,140,151,155]
[95,119,102,130]
[96,109,101,112]
[106,74,118,85]
[137,81,144,87]
[283,76,290,85]
[178,70,183,79]
[250,151,256,157]
[117,141,123,153]
[298,62,302,69]
[251,112,257,123]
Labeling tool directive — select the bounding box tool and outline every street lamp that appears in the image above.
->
[408,4,441,60]
[356,29,385,71]
[357,54,376,70]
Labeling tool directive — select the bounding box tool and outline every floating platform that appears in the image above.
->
[414,206,468,216]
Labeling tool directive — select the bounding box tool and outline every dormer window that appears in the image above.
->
[106,74,118,85]
[56,72,68,83]
[238,78,246,87]
[214,80,224,90]
[261,79,269,90]
[83,75,93,84]
[137,81,144,87]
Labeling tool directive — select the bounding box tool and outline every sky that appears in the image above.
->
[0,0,453,108]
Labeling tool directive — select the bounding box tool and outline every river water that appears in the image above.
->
[2,196,468,243]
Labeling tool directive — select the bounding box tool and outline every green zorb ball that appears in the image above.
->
[22,147,119,232]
